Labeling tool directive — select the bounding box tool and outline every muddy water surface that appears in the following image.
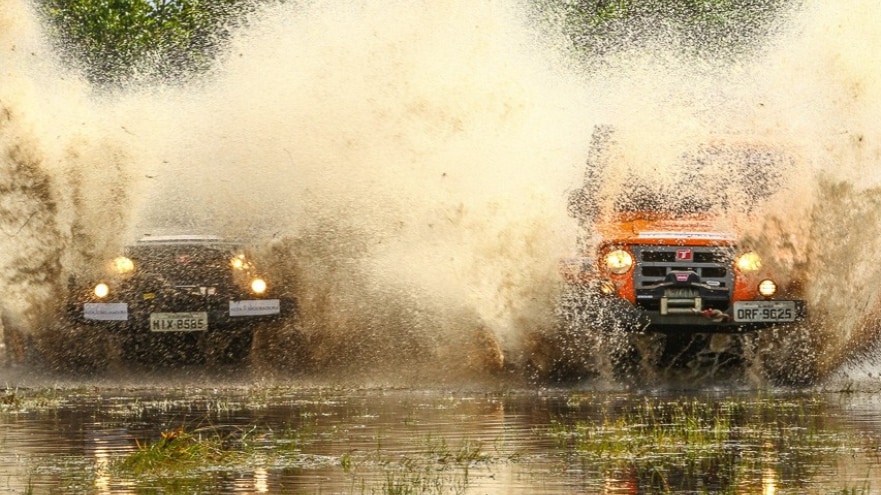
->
[1,367,880,494]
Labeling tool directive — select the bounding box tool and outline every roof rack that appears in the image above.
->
[135,234,235,246]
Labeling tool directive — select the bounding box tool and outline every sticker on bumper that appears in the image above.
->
[84,302,128,321]
[229,299,281,317]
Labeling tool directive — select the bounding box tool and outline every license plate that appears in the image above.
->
[149,312,208,332]
[733,301,797,322]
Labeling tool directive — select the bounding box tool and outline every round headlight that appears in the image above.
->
[736,251,762,272]
[758,279,777,297]
[230,254,248,270]
[604,249,633,275]
[94,283,110,298]
[113,256,134,274]
[250,278,267,295]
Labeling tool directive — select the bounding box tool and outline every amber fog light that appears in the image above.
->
[94,283,110,298]
[599,280,616,295]
[758,279,777,297]
[736,251,762,272]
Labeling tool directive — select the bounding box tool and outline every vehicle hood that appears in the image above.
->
[594,213,737,246]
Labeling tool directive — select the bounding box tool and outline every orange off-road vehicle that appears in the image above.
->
[559,211,805,333]
[549,127,808,380]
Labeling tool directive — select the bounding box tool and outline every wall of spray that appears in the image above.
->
[0,0,140,358]
[1,0,880,379]
[570,0,881,377]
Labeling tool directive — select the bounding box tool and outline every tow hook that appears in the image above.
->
[693,308,731,322]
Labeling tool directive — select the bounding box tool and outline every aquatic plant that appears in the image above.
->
[549,394,870,493]
[0,387,69,413]
[115,427,233,474]
[0,390,20,409]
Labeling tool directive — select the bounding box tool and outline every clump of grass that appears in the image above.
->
[112,420,315,482]
[549,395,871,493]
[836,483,871,495]
[422,435,490,465]
[553,395,852,459]
[0,387,66,412]
[338,432,503,495]
[0,390,21,408]
[114,427,238,474]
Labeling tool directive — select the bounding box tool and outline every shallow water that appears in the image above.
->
[1,0,881,491]
[1,366,881,494]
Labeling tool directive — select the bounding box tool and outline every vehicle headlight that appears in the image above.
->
[113,256,134,274]
[250,278,267,295]
[758,279,777,297]
[736,251,762,272]
[230,254,249,270]
[604,249,633,275]
[94,283,110,298]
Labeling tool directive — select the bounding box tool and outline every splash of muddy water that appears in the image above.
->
[568,0,881,381]
[170,1,592,377]
[0,0,137,361]
[1,0,879,381]
[1,0,591,376]
[757,1,881,379]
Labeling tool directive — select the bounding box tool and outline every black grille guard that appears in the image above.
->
[639,271,731,297]
[639,280,731,296]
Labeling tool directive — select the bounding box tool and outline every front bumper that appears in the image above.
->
[73,295,295,333]
[640,299,807,334]
[572,292,806,335]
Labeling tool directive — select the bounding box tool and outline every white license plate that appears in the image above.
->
[149,312,208,332]
[84,302,128,321]
[229,299,281,317]
[733,301,797,322]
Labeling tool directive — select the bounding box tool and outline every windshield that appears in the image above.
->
[125,244,238,285]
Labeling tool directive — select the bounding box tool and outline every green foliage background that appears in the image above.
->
[531,0,795,65]
[35,0,795,87]
[37,0,263,86]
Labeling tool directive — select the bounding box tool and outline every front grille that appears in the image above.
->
[632,245,734,311]
[641,265,727,279]
[640,251,730,263]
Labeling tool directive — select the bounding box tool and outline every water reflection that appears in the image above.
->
[762,466,777,495]
[0,384,880,493]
